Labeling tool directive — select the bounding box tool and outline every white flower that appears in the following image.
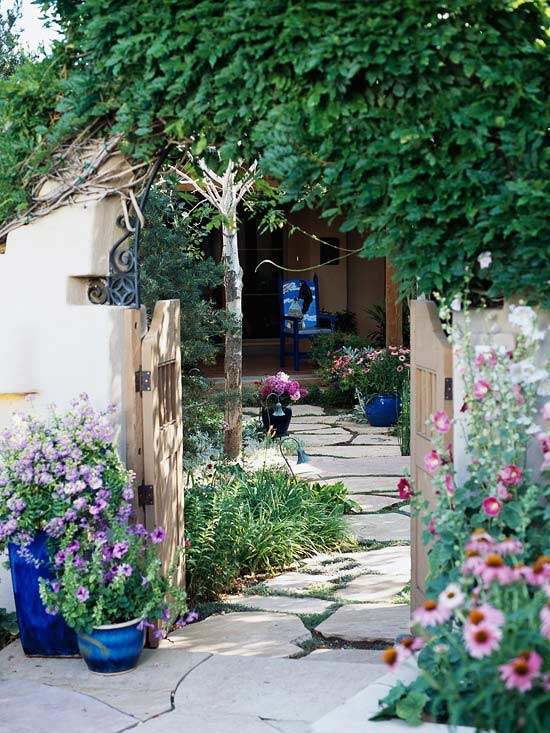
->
[439,583,465,610]
[450,295,462,312]
[509,359,548,386]
[477,251,492,269]
[508,305,545,341]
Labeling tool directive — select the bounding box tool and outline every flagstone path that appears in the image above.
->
[0,405,413,732]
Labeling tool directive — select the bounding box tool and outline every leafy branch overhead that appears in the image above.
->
[1,1,548,304]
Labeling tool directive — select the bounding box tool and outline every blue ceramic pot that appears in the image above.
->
[363,393,401,427]
[8,532,79,657]
[77,618,145,674]
[261,406,292,437]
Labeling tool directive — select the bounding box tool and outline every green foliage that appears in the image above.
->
[184,465,353,601]
[395,380,411,456]
[0,1,24,79]
[0,607,18,650]
[309,332,372,367]
[3,1,547,305]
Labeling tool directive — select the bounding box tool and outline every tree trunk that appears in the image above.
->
[222,219,243,459]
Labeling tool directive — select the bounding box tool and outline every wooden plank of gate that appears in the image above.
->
[410,300,453,611]
[123,308,145,520]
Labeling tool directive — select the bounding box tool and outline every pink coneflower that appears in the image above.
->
[466,530,495,555]
[478,554,513,585]
[439,583,464,610]
[497,465,523,487]
[496,537,523,556]
[400,636,424,653]
[482,496,502,518]
[523,556,550,587]
[412,599,451,627]
[540,601,550,638]
[467,604,505,628]
[473,379,491,399]
[499,651,542,693]
[464,622,502,658]
[443,473,455,496]
[424,450,442,475]
[432,411,451,433]
[382,646,405,669]
[397,477,413,500]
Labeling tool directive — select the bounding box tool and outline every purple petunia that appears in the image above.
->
[112,541,129,559]
[75,586,89,602]
[119,563,133,577]
[150,527,166,544]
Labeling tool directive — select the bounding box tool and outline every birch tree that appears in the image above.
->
[171,157,257,459]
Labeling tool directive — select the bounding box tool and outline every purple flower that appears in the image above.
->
[93,530,107,544]
[112,541,129,559]
[50,581,61,593]
[89,499,107,516]
[64,509,77,522]
[44,517,64,538]
[73,556,87,569]
[137,619,155,631]
[54,550,67,566]
[176,610,199,628]
[0,519,18,539]
[141,575,149,587]
[131,523,148,537]
[73,497,88,510]
[117,504,133,521]
[153,628,164,640]
[150,527,166,544]
[119,563,133,577]
[45,606,59,616]
[75,586,89,603]
[122,486,134,501]
[66,540,80,555]
[103,569,115,584]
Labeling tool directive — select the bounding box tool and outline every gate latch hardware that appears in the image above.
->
[444,377,453,401]
[138,484,154,507]
[135,370,151,393]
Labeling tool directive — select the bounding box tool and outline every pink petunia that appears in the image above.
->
[464,622,502,658]
[482,496,502,518]
[424,450,442,475]
[473,379,491,399]
[499,651,543,693]
[432,411,451,433]
[397,477,413,501]
[412,599,452,628]
[497,465,523,487]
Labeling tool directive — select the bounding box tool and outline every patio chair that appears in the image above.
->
[279,275,337,371]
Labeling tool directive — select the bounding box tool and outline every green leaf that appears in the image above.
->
[395,691,429,726]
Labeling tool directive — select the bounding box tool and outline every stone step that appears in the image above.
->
[345,513,410,543]
[315,604,410,645]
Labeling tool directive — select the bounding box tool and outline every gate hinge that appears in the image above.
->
[138,484,154,507]
[444,377,453,401]
[135,369,151,393]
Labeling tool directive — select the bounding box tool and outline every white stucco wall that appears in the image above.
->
[0,197,131,611]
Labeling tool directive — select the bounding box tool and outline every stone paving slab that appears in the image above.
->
[310,456,408,477]
[307,445,402,458]
[290,423,349,434]
[322,476,400,493]
[334,573,409,604]
[351,434,400,445]
[136,709,275,733]
[336,421,390,434]
[315,604,410,644]
[169,612,310,657]
[303,648,386,666]
[291,405,328,416]
[0,678,135,733]
[289,415,340,425]
[0,641,210,721]
[351,494,400,512]
[295,433,351,447]
[346,513,410,543]
[174,654,373,723]
[267,721,312,733]
[225,594,334,615]
[262,572,339,592]
[342,546,410,576]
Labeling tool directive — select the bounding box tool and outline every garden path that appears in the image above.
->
[0,405,412,732]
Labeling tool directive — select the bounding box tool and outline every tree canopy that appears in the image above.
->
[2,0,549,303]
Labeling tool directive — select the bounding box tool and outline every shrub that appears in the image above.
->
[184,466,353,600]
[309,333,372,367]
[338,346,410,398]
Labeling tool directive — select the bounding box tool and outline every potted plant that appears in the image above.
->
[256,372,308,437]
[0,395,134,657]
[39,518,186,674]
[339,346,410,426]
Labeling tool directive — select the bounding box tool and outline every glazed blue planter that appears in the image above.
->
[8,532,79,657]
[77,618,145,674]
[363,393,401,427]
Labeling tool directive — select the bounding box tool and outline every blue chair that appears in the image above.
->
[279,275,337,371]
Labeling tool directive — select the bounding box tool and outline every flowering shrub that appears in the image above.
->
[336,345,410,397]
[256,371,308,406]
[0,395,133,556]
[381,303,549,729]
[377,533,549,730]
[39,518,186,635]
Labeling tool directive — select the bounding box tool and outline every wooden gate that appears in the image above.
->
[410,300,453,610]
[124,300,184,583]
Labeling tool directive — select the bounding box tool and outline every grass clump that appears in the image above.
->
[185,465,353,601]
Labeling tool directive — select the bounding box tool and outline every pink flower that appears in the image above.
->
[496,483,512,501]
[382,646,406,669]
[542,402,550,421]
[497,465,523,487]
[466,530,495,555]
[478,554,513,586]
[523,556,550,586]
[482,496,502,518]
[540,601,550,638]
[537,433,550,455]
[427,516,439,537]
[397,477,413,501]
[444,473,455,496]
[467,604,505,628]
[499,651,542,693]
[512,384,524,406]
[495,537,523,555]
[424,450,442,475]
[432,411,450,433]
[473,379,491,399]
[464,622,502,658]
[412,599,451,628]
